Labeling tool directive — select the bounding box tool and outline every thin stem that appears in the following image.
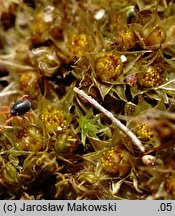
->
[74,87,145,152]
[0,125,13,129]
[0,59,33,70]
[0,149,32,155]
[0,90,19,97]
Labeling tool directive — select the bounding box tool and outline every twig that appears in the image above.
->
[73,87,145,152]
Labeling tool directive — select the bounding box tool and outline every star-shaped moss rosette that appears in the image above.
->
[75,107,111,147]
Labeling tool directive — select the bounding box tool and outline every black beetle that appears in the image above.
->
[0,96,32,131]
[10,99,31,116]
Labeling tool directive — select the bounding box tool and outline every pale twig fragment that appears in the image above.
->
[73,87,145,152]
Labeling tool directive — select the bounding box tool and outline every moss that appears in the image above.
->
[95,51,123,82]
[134,122,154,141]
[0,0,175,200]
[40,106,67,134]
[101,147,131,177]
[138,65,165,88]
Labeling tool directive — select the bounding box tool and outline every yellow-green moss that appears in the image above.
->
[95,51,123,82]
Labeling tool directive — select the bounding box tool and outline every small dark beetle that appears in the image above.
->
[10,99,31,116]
[0,95,32,131]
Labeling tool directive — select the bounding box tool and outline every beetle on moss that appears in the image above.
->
[0,95,32,131]
[10,98,31,116]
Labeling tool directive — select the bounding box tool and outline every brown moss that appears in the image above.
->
[40,106,67,134]
[95,51,123,82]
[101,147,131,177]
[138,65,164,88]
